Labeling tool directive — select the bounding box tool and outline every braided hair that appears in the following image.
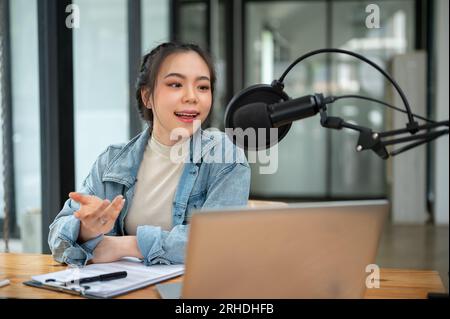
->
[135,42,216,123]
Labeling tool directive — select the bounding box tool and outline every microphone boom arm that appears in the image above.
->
[318,102,449,159]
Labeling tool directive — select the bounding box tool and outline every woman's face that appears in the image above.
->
[144,51,212,146]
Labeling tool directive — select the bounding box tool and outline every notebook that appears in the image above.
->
[24,257,184,299]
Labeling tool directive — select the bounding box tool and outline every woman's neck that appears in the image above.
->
[151,127,190,146]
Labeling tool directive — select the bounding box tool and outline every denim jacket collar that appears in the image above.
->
[101,126,220,187]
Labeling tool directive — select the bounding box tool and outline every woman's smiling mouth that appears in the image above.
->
[174,110,200,122]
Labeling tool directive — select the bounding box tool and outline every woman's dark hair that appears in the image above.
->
[135,42,216,123]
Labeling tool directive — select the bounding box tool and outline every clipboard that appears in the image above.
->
[23,258,184,299]
[23,280,105,299]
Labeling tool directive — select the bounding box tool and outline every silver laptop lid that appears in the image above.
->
[182,200,388,299]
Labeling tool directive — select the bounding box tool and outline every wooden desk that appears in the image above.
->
[0,253,446,299]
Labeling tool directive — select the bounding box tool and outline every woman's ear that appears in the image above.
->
[141,88,152,109]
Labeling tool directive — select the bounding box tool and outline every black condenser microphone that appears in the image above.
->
[269,94,324,127]
[225,83,325,151]
[224,83,291,151]
[232,95,323,129]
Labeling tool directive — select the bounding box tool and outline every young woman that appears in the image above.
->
[48,42,251,267]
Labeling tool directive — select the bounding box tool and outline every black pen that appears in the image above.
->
[63,271,127,286]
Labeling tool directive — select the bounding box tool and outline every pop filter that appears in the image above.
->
[224,84,291,151]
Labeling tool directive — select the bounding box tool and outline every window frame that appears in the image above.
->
[0,0,19,240]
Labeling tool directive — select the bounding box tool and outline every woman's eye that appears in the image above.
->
[168,83,182,88]
[198,85,210,91]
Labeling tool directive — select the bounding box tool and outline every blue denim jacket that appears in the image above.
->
[48,127,251,267]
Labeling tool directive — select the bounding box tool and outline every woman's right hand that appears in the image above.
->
[69,192,126,243]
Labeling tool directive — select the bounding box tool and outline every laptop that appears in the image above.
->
[156,200,388,299]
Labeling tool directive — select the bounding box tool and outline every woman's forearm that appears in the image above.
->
[78,223,100,244]
[92,235,143,264]
[119,236,144,259]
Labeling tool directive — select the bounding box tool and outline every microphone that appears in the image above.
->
[225,82,325,151]
[233,94,323,130]
[270,94,324,127]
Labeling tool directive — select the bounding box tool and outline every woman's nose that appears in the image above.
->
[182,86,198,104]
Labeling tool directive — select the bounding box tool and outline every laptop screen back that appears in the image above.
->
[182,200,388,299]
